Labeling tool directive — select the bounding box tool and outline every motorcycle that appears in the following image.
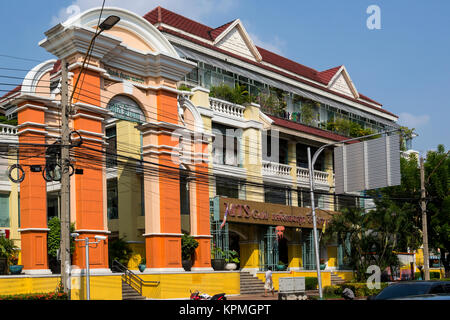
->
[190,290,227,300]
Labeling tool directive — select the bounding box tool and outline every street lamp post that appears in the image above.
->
[71,233,107,300]
[60,14,120,296]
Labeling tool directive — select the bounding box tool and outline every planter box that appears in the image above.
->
[211,259,225,271]
[9,265,23,275]
[182,260,192,271]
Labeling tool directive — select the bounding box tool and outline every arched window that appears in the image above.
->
[107,95,145,123]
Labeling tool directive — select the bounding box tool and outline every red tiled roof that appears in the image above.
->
[143,7,395,117]
[209,20,236,40]
[256,46,324,84]
[0,85,21,101]
[50,59,61,75]
[158,26,397,118]
[144,6,216,41]
[317,66,342,84]
[267,115,358,143]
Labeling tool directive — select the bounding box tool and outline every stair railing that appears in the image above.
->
[112,260,160,296]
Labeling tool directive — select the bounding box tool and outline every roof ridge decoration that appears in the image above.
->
[326,65,359,100]
[212,19,263,62]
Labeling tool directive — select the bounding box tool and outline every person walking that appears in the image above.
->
[264,266,274,297]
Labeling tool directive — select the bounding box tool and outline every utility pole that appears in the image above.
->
[420,156,430,280]
[60,59,72,295]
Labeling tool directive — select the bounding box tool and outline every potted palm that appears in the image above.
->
[224,250,240,271]
[181,234,198,271]
[0,237,20,275]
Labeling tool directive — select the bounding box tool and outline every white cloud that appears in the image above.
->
[51,0,237,26]
[249,32,286,56]
[398,112,430,128]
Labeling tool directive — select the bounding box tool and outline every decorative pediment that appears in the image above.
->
[213,19,262,62]
[328,66,359,99]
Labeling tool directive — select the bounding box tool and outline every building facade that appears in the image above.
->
[1,6,430,287]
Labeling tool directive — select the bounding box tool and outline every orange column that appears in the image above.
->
[70,68,109,270]
[142,90,184,271]
[17,101,51,274]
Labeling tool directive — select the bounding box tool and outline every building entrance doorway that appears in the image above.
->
[259,226,278,271]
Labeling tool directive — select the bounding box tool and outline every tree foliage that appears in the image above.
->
[324,154,424,281]
[424,145,450,274]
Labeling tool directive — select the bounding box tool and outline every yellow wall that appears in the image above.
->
[288,244,302,268]
[0,276,59,296]
[116,120,143,243]
[0,272,240,300]
[334,271,354,282]
[70,275,122,300]
[138,272,240,299]
[240,242,259,269]
[327,246,337,267]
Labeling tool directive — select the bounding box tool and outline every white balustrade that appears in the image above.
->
[296,167,330,186]
[0,124,18,135]
[209,97,245,119]
[262,160,292,177]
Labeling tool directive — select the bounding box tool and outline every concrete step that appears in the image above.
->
[122,281,146,300]
[330,273,346,285]
[240,272,266,295]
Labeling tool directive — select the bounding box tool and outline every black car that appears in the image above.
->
[371,281,450,300]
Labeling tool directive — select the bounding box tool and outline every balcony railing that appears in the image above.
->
[0,123,18,135]
[209,97,245,119]
[262,160,331,187]
[262,160,292,177]
[296,167,329,186]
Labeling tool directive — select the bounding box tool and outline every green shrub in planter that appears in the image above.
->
[305,277,318,290]
[430,271,441,279]
[334,282,389,297]
[323,285,340,295]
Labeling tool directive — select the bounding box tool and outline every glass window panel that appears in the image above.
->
[0,194,9,227]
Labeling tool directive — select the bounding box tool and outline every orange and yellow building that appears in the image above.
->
[0,6,436,299]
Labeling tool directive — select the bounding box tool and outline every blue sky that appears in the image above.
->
[0,0,448,154]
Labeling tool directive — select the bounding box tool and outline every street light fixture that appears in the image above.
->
[71,233,107,300]
[98,15,120,31]
[69,15,121,104]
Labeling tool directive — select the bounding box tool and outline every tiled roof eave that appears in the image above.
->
[160,27,397,119]
[267,114,360,144]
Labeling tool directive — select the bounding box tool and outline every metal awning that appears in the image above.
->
[174,45,398,128]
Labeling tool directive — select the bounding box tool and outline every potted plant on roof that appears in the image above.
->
[224,250,240,271]
[211,245,226,271]
[181,234,198,272]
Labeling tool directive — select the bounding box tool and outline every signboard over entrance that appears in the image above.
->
[217,197,334,229]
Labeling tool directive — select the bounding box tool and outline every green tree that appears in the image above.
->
[325,155,423,281]
[424,145,450,276]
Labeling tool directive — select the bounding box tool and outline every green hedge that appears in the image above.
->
[414,271,442,280]
[305,277,318,290]
[323,282,389,297]
[0,292,68,300]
